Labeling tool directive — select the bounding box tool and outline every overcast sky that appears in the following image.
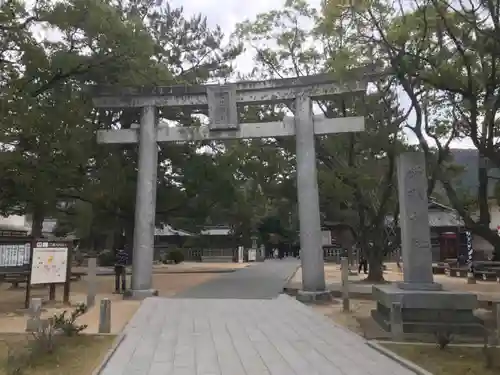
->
[168,0,322,41]
[167,0,323,74]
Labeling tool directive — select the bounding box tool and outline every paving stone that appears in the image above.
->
[99,296,417,375]
[174,259,300,299]
[98,260,416,375]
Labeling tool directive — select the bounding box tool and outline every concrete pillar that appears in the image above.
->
[98,298,111,334]
[86,257,97,308]
[26,297,42,332]
[130,105,158,298]
[237,246,244,264]
[390,302,404,341]
[341,257,350,312]
[295,94,325,292]
[150,109,159,262]
[496,302,500,342]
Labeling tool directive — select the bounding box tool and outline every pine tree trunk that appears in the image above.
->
[31,205,45,238]
[365,246,385,282]
[124,220,134,262]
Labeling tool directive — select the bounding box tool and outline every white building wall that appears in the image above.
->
[0,215,29,229]
[470,202,499,259]
[488,203,500,229]
[0,214,56,234]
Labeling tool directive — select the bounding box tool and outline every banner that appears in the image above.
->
[466,230,473,271]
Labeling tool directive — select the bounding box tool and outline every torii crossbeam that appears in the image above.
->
[92,73,368,300]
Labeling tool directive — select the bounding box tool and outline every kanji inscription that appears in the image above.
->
[207,84,238,130]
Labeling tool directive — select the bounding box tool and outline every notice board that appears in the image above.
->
[30,242,69,285]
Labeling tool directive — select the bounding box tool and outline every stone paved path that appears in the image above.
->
[174,259,300,299]
[100,295,415,375]
[98,260,413,375]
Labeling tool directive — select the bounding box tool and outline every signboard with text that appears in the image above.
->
[0,241,31,274]
[30,242,69,285]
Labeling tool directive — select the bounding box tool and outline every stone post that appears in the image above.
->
[496,302,500,342]
[86,257,97,308]
[295,94,325,292]
[237,246,244,264]
[98,298,111,334]
[396,152,441,291]
[130,105,158,298]
[341,257,350,312]
[467,272,476,284]
[26,298,42,332]
[390,302,404,341]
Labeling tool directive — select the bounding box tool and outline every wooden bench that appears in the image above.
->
[474,269,500,282]
[432,263,447,274]
[1,271,85,287]
[444,267,468,278]
[2,273,29,288]
[472,262,500,282]
[473,261,500,268]
[70,271,85,281]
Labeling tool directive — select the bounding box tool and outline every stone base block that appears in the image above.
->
[123,289,159,300]
[296,290,332,304]
[25,318,40,332]
[372,284,483,336]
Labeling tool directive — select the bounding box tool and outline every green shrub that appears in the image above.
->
[167,250,185,264]
[434,330,452,350]
[53,303,88,336]
[97,250,114,267]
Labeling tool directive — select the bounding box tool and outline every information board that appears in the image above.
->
[0,242,31,273]
[30,242,69,285]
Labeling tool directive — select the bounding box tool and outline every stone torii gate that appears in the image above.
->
[92,74,367,299]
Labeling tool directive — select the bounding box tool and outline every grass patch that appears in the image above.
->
[0,334,115,375]
[381,343,500,375]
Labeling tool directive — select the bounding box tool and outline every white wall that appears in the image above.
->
[488,203,500,230]
[0,215,29,229]
[469,201,499,259]
[0,214,56,234]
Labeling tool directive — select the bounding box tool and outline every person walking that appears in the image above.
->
[114,246,128,294]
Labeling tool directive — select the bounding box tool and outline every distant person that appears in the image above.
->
[396,248,402,272]
[358,255,368,274]
[277,244,285,259]
[114,247,128,294]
